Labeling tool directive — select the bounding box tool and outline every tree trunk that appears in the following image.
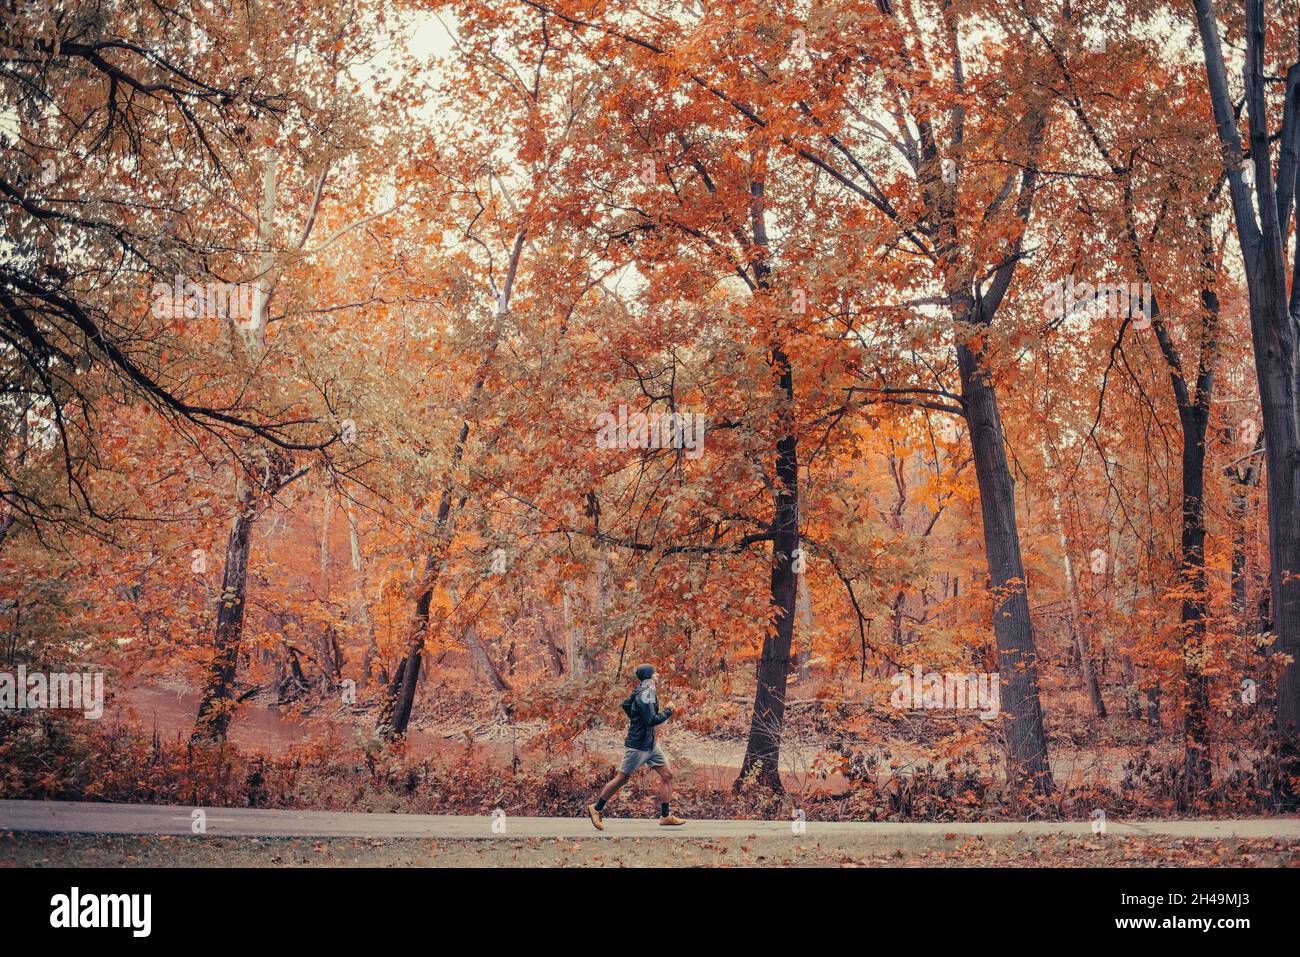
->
[1253,330,1300,779]
[375,514,447,739]
[346,503,378,684]
[1229,442,1266,639]
[1043,440,1106,717]
[539,599,568,676]
[188,152,311,742]
[890,588,907,648]
[1193,0,1300,792]
[1231,488,1250,631]
[450,587,511,693]
[374,226,522,741]
[736,344,799,792]
[1179,412,1212,794]
[958,341,1054,796]
[191,496,258,743]
[736,171,801,792]
[795,570,813,682]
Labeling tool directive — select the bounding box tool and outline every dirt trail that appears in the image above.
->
[113,685,1175,795]
[9,829,1299,868]
[115,685,839,791]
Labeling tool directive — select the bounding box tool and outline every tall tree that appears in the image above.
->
[1191,0,1300,788]
[519,0,1061,793]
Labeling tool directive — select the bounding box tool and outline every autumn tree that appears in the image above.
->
[1191,0,1300,793]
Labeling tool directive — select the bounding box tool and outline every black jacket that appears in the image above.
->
[621,679,672,750]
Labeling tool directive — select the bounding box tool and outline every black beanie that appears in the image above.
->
[634,664,655,681]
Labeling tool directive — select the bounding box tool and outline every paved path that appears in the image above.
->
[2,800,1299,841]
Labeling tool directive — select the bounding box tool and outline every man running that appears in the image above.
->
[588,663,686,828]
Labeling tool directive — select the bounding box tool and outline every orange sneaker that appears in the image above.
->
[588,804,605,830]
[658,814,686,826]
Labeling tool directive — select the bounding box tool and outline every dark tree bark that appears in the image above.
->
[192,448,299,743]
[1166,302,1217,796]
[376,501,451,740]
[1177,413,1213,793]
[957,338,1054,795]
[542,608,568,676]
[927,82,1054,795]
[931,13,1055,796]
[736,345,799,791]
[735,177,800,792]
[1228,434,1264,635]
[191,502,257,743]
[1194,0,1300,785]
[1133,208,1219,795]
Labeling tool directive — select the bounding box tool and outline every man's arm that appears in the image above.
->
[639,689,672,726]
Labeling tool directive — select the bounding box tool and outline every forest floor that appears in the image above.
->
[4,829,1298,867]
[116,684,1192,795]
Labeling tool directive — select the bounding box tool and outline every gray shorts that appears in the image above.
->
[619,744,668,774]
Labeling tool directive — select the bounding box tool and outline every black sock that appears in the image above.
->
[661,802,670,818]
[594,798,606,812]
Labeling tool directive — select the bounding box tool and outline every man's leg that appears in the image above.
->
[588,770,630,830]
[653,762,685,825]
[597,771,630,804]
